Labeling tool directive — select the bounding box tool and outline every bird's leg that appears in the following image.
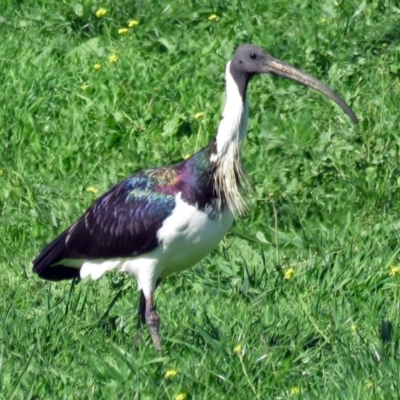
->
[134,290,147,347]
[145,293,162,354]
[134,279,162,350]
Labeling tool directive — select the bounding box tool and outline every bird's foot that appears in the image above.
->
[146,307,162,354]
[133,328,143,348]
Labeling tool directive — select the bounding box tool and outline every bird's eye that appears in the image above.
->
[250,53,257,60]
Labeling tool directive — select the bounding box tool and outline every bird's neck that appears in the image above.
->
[210,61,251,215]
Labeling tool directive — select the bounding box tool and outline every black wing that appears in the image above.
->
[33,172,177,281]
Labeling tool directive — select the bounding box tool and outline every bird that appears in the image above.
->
[33,44,358,353]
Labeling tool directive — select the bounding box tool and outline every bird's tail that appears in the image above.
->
[33,230,80,281]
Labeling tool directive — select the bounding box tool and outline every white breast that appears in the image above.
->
[156,193,234,276]
[79,193,234,297]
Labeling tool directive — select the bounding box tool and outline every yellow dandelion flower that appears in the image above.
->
[164,369,178,379]
[194,112,204,120]
[320,17,327,24]
[128,20,140,28]
[87,186,98,194]
[284,268,295,280]
[81,84,89,91]
[118,28,128,35]
[95,8,107,18]
[389,265,400,276]
[351,324,357,333]
[208,14,219,21]
[290,386,300,395]
[175,393,187,400]
[94,63,102,70]
[108,54,118,63]
[365,381,373,389]
[234,344,242,355]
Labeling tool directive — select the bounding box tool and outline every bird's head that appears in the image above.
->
[230,44,358,123]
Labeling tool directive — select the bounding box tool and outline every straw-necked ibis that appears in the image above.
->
[33,44,358,353]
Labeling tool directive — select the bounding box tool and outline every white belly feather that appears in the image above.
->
[79,193,234,297]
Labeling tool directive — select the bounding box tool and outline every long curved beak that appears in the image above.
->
[265,57,358,124]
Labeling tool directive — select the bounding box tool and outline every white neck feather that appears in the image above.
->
[211,61,251,215]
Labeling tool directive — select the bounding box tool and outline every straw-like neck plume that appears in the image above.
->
[210,61,251,215]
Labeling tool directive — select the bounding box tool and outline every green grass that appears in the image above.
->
[1,0,400,398]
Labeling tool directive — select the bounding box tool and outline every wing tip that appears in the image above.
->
[33,230,80,281]
[34,265,81,281]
